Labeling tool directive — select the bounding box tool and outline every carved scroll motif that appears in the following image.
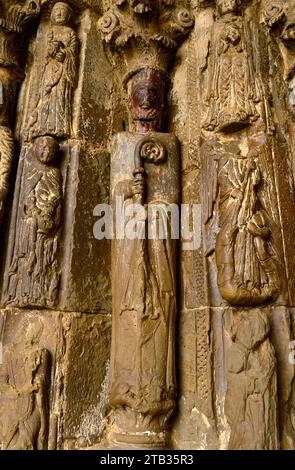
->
[0,320,50,450]
[27,2,78,140]
[203,0,261,132]
[225,310,279,449]
[5,136,62,308]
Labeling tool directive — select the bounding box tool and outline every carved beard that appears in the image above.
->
[132,107,159,121]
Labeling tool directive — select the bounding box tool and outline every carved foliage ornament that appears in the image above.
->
[215,151,281,305]
[98,0,194,52]
[202,142,281,307]
[0,0,41,73]
[0,0,40,34]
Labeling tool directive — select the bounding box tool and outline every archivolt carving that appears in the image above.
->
[203,0,261,132]
[202,142,281,306]
[5,136,62,308]
[0,0,41,224]
[27,2,78,140]
[225,310,278,449]
[98,0,194,71]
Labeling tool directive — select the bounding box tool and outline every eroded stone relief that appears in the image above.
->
[5,136,62,308]
[224,309,278,449]
[0,319,50,450]
[0,0,293,452]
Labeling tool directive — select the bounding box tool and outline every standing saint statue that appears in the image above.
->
[109,67,179,447]
[28,2,78,140]
[203,0,261,132]
[6,136,62,308]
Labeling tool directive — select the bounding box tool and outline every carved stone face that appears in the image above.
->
[51,2,73,25]
[217,0,239,16]
[129,69,165,131]
[33,136,59,164]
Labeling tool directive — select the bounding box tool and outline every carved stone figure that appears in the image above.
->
[98,0,193,448]
[0,321,50,450]
[225,310,279,449]
[0,0,41,223]
[110,132,179,447]
[97,0,194,64]
[215,149,281,305]
[0,125,14,223]
[6,136,62,308]
[0,0,294,453]
[126,68,166,133]
[203,0,261,132]
[28,2,78,140]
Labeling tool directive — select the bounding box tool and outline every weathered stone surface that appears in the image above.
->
[0,0,294,451]
[56,313,111,449]
[0,308,60,450]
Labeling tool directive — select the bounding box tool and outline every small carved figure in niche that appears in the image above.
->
[0,125,14,223]
[6,136,62,308]
[0,320,50,450]
[127,68,166,133]
[28,2,78,140]
[203,0,261,132]
[215,150,281,305]
[225,310,278,449]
